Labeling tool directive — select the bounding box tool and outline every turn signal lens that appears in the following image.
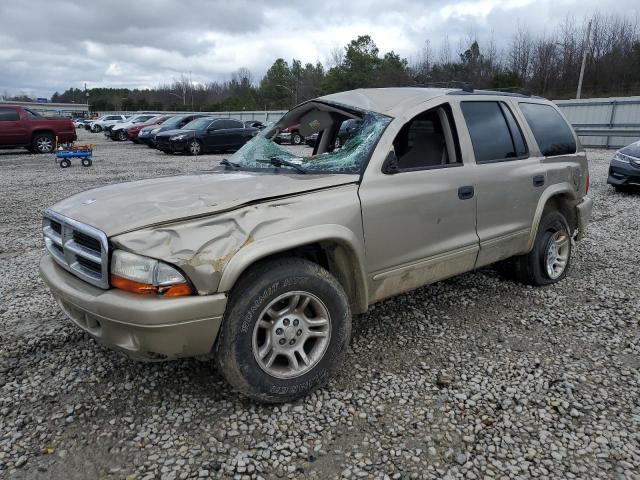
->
[111,275,157,295]
[111,275,194,297]
[161,283,194,297]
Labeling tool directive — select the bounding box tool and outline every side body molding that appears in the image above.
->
[218,224,369,313]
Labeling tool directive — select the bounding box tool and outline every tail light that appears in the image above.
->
[586,173,590,194]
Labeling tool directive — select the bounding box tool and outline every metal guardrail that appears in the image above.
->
[572,126,640,149]
[556,98,640,149]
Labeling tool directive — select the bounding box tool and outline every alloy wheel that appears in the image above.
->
[189,140,201,155]
[252,291,331,379]
[37,137,53,153]
[544,230,570,279]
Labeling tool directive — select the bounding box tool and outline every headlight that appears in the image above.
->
[171,134,187,140]
[110,250,193,297]
[613,152,631,163]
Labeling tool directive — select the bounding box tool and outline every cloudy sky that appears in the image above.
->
[0,0,637,98]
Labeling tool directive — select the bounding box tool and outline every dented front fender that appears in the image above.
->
[111,185,367,300]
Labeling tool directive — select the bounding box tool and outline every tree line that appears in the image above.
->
[41,13,640,112]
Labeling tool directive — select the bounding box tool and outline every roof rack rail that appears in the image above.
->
[484,87,532,96]
[415,81,474,92]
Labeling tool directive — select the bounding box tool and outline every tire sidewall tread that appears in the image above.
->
[216,258,351,403]
[512,209,572,286]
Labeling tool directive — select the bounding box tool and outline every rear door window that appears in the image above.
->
[519,102,576,156]
[461,101,527,163]
[0,108,19,121]
[217,119,242,130]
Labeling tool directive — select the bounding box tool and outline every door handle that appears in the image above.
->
[533,175,545,187]
[458,185,475,200]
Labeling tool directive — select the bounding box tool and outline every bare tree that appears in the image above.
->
[508,25,533,81]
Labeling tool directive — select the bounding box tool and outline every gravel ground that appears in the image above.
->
[1,129,639,480]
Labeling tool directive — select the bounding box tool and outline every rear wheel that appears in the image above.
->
[215,258,352,403]
[59,159,71,168]
[507,210,572,286]
[32,133,55,154]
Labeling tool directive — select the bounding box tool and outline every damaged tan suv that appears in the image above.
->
[40,88,593,402]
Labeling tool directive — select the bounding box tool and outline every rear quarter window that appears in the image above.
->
[461,101,527,163]
[519,102,576,156]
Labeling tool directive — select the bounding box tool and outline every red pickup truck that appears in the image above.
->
[0,105,77,153]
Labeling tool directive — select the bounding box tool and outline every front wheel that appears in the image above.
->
[215,258,351,403]
[187,139,202,155]
[117,130,127,141]
[508,210,572,286]
[92,125,102,133]
[291,133,303,145]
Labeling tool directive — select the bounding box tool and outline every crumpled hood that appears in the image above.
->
[48,171,359,236]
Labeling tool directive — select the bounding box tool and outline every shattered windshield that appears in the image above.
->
[228,111,390,174]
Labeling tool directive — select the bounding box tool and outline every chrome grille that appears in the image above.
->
[42,210,109,289]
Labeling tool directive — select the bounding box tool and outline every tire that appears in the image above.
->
[507,210,572,286]
[81,158,92,167]
[291,133,303,145]
[59,159,71,168]
[92,125,102,133]
[32,133,55,154]
[215,258,352,403]
[117,130,127,141]
[186,139,202,155]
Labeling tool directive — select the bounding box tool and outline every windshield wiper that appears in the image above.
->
[220,159,241,170]
[257,157,307,174]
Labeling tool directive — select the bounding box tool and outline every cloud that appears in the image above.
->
[0,0,638,97]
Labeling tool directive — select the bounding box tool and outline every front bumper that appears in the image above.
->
[575,195,593,241]
[607,158,640,186]
[157,138,187,152]
[40,254,226,361]
[275,132,292,144]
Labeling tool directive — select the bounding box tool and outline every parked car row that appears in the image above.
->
[81,113,266,155]
[103,114,159,141]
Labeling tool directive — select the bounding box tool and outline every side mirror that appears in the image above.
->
[382,150,400,175]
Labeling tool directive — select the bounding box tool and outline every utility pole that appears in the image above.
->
[576,19,592,100]
[189,71,194,111]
